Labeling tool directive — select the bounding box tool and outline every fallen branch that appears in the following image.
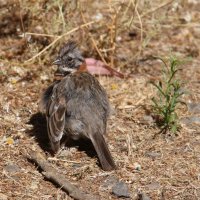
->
[27,151,100,200]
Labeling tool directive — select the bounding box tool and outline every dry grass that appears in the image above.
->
[0,0,200,199]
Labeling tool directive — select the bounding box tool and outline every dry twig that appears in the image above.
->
[27,151,100,200]
[141,0,175,18]
[135,0,143,56]
[80,12,108,65]
[25,21,96,63]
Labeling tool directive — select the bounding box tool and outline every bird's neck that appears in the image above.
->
[77,62,87,73]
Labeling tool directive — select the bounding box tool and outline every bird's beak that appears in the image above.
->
[52,58,61,65]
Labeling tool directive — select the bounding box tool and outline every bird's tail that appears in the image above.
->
[90,133,117,171]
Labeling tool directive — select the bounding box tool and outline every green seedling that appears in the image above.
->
[151,56,184,134]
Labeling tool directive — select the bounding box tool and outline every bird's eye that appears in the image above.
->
[67,57,73,62]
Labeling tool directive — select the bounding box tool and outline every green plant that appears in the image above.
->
[151,56,184,134]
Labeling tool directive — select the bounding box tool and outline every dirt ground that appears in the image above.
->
[0,0,200,199]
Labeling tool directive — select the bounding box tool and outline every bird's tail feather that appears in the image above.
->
[90,133,116,171]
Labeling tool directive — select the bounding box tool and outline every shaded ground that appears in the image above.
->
[0,0,200,199]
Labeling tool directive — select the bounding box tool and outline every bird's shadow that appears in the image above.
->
[27,112,97,159]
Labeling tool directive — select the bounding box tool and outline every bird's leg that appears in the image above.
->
[54,135,71,158]
[60,135,70,149]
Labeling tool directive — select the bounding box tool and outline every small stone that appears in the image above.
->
[180,12,192,23]
[146,182,160,190]
[145,152,161,159]
[4,164,21,174]
[34,25,44,33]
[93,13,103,20]
[112,181,130,198]
[142,115,154,125]
[181,116,200,126]
[187,103,200,114]
[133,162,141,171]
[100,176,118,191]
[0,193,8,200]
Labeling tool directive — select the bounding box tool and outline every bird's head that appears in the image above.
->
[53,41,84,76]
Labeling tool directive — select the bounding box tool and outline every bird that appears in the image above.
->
[39,41,116,171]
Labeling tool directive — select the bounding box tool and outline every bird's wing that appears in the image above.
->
[46,84,66,153]
[39,80,60,114]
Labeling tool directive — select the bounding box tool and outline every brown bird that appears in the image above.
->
[40,41,116,171]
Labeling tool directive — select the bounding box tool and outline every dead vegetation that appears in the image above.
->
[0,0,200,199]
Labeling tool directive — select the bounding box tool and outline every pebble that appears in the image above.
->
[142,115,154,125]
[146,182,160,190]
[187,102,200,114]
[4,163,21,174]
[181,116,200,126]
[100,176,118,190]
[112,181,130,198]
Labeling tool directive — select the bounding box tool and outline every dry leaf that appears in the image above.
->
[85,58,125,78]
